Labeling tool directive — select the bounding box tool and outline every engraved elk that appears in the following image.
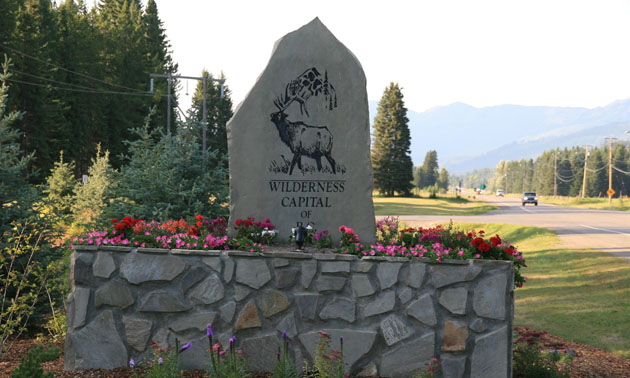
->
[270,100,337,175]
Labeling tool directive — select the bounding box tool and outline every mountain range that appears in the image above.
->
[369,99,630,174]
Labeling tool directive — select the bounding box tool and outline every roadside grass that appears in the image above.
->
[373,195,497,216]
[505,193,630,211]
[451,222,630,359]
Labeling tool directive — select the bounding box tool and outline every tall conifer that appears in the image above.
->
[371,83,414,196]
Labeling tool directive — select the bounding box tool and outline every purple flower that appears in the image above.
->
[207,323,213,338]
[129,358,135,368]
[158,357,163,365]
[229,336,236,344]
[282,331,287,339]
[179,342,192,353]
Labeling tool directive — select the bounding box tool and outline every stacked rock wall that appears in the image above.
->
[65,246,514,378]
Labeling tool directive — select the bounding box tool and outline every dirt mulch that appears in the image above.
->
[1,328,629,377]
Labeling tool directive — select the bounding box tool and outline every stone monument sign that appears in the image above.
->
[228,18,376,243]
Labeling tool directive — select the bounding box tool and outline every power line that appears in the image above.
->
[12,68,117,92]
[6,77,167,97]
[0,42,145,93]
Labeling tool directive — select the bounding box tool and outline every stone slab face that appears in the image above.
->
[227,18,375,244]
[299,329,377,373]
[380,332,435,378]
[471,326,509,378]
[406,294,437,326]
[65,310,127,370]
[439,287,468,315]
[235,258,271,289]
[120,253,185,284]
[65,249,513,376]
[473,273,507,319]
[93,252,116,278]
[123,316,153,352]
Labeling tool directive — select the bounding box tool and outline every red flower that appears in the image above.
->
[115,223,126,231]
[244,220,252,227]
[195,215,203,221]
[490,234,501,246]
[111,219,118,224]
[196,221,203,227]
[235,219,243,227]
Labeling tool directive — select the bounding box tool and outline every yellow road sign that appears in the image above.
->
[607,188,615,197]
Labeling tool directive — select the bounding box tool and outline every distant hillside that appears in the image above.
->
[369,99,630,174]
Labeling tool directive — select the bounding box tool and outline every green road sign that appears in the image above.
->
[480,184,487,190]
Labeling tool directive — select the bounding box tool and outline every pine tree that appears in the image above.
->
[438,167,450,191]
[72,144,117,228]
[42,151,76,224]
[371,83,414,196]
[416,150,439,189]
[142,0,178,132]
[107,110,228,221]
[0,57,37,241]
[187,70,233,158]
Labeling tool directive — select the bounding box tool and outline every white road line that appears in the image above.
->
[580,225,630,237]
[520,206,535,213]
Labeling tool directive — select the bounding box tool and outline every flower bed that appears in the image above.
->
[71,215,527,288]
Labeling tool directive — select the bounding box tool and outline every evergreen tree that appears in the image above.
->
[416,150,439,189]
[10,0,67,177]
[142,0,178,132]
[187,70,233,158]
[107,111,229,221]
[371,83,414,196]
[0,57,37,241]
[42,151,76,223]
[438,167,450,191]
[72,144,117,228]
[585,149,606,197]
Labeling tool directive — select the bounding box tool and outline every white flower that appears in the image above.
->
[306,224,313,230]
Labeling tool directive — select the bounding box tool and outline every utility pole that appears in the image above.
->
[581,145,592,199]
[553,150,558,197]
[150,73,225,146]
[605,137,618,205]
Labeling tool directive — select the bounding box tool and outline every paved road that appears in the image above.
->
[395,195,630,261]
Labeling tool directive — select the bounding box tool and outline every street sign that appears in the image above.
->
[480,184,487,190]
[607,188,615,197]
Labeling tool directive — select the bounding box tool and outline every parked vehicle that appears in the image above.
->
[522,192,538,206]
[496,189,504,197]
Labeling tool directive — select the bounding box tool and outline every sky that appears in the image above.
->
[152,0,630,113]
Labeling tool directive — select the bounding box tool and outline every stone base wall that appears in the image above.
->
[65,246,514,378]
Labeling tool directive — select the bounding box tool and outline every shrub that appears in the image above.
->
[10,344,59,378]
[107,112,228,221]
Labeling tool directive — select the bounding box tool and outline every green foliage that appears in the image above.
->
[144,342,183,378]
[492,143,630,197]
[107,112,229,221]
[309,331,344,378]
[2,0,178,177]
[371,82,414,196]
[187,70,233,159]
[437,167,449,191]
[71,144,117,229]
[41,151,76,227]
[272,334,299,378]
[10,344,59,378]
[513,331,573,378]
[207,338,250,378]
[0,57,38,241]
[0,222,55,357]
[415,150,439,189]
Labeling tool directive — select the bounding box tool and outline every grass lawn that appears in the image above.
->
[373,195,497,216]
[452,222,630,359]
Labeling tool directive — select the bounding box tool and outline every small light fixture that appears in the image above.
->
[294,222,307,251]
